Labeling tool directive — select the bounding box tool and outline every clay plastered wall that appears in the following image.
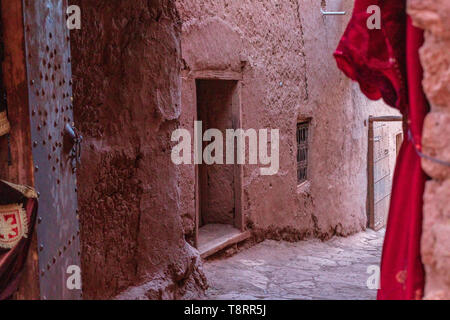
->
[177,0,401,240]
[297,0,401,237]
[71,0,206,299]
[408,0,450,300]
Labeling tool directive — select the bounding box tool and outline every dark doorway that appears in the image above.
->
[197,80,236,227]
[195,79,248,258]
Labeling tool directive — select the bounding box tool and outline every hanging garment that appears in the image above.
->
[0,180,38,300]
[334,1,428,300]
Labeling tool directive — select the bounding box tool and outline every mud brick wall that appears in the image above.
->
[408,0,450,300]
[176,0,401,241]
[70,0,206,299]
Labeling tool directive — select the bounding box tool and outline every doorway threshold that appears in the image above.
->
[198,224,250,259]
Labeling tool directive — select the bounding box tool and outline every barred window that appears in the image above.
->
[297,121,310,184]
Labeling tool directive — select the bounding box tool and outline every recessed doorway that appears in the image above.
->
[367,116,403,230]
[195,78,248,258]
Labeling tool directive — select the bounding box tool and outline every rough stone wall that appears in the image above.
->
[176,0,401,241]
[408,0,450,300]
[70,0,206,299]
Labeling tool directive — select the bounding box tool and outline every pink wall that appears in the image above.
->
[71,0,206,299]
[177,0,401,241]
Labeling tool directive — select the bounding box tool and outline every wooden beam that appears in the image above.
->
[232,82,244,231]
[191,70,243,81]
[367,119,375,229]
[369,116,403,123]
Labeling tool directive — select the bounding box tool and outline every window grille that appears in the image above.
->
[297,121,310,184]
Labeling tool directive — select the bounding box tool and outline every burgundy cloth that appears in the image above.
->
[334,1,407,112]
[0,182,38,300]
[334,1,428,300]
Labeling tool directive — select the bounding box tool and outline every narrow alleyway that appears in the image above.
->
[204,230,385,300]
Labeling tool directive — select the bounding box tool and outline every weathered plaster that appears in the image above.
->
[71,0,206,299]
[68,0,408,299]
[176,0,401,242]
[408,0,450,300]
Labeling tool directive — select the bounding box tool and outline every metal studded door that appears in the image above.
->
[22,0,82,299]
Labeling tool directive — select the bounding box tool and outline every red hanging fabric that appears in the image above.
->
[377,17,428,301]
[334,1,428,300]
[334,1,408,112]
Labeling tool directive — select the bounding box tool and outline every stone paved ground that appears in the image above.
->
[204,229,385,300]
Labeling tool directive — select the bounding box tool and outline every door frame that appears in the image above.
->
[367,115,403,230]
[187,70,244,247]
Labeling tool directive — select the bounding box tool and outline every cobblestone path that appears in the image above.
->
[204,229,385,300]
